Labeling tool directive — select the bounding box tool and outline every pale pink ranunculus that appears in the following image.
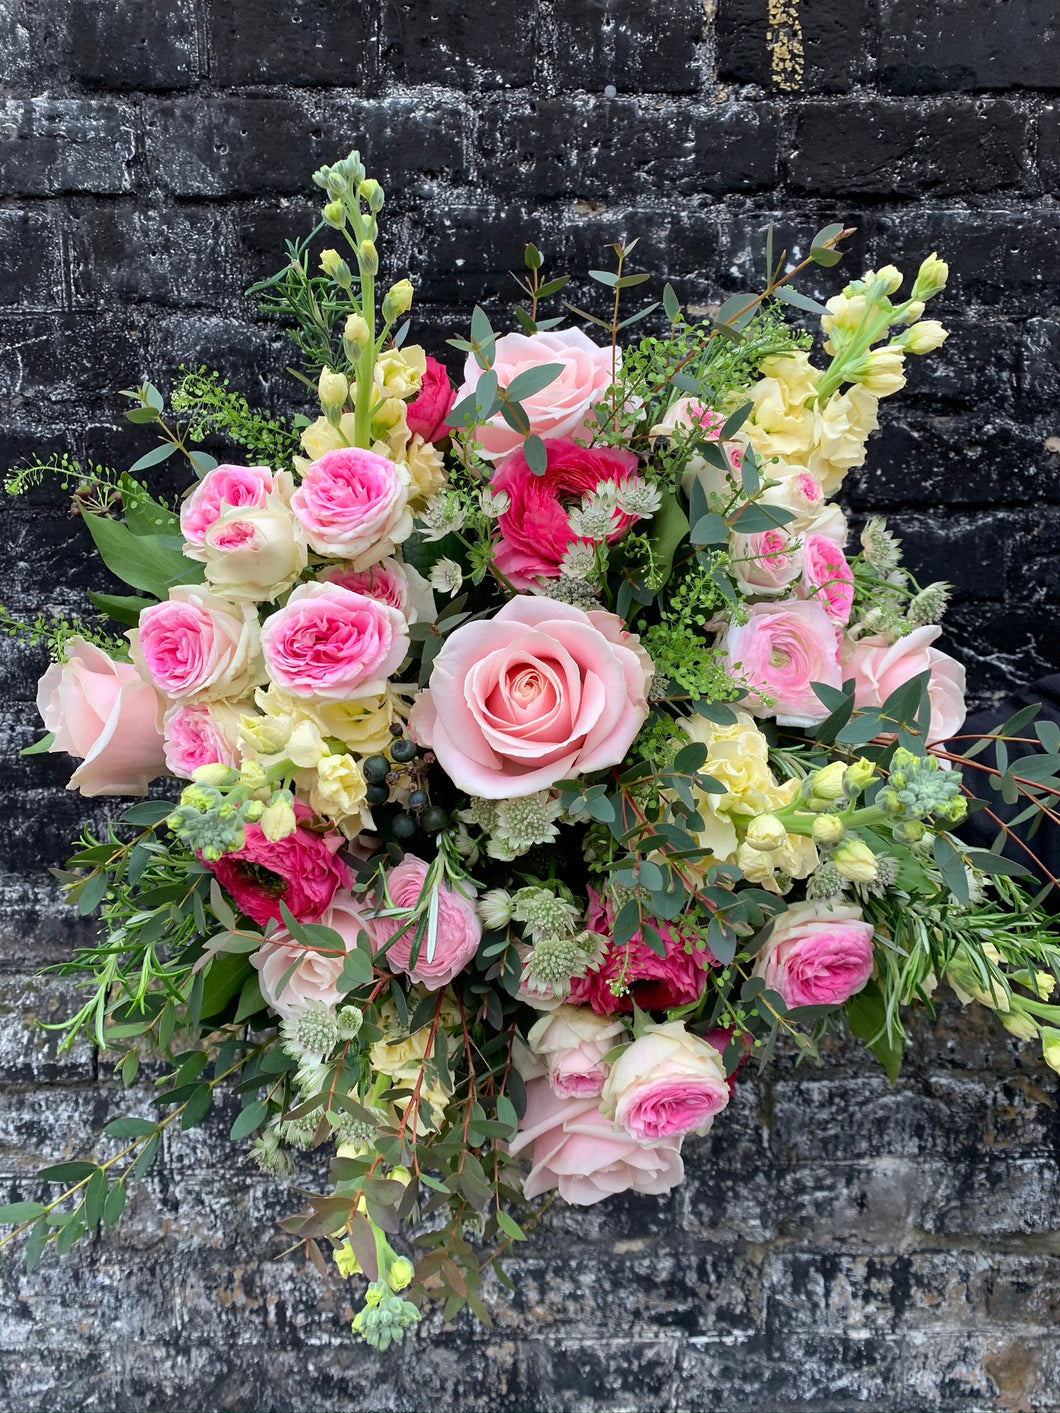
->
[260,581,410,701]
[251,891,375,1020]
[754,900,875,1009]
[408,596,652,798]
[719,599,842,727]
[207,802,353,927]
[180,464,275,546]
[844,625,967,744]
[600,1020,731,1141]
[318,556,436,625]
[371,854,482,991]
[162,700,243,778]
[801,534,854,624]
[406,355,457,442]
[456,328,615,462]
[130,587,264,703]
[490,438,641,590]
[290,447,413,568]
[36,638,167,797]
[509,1077,685,1206]
[527,1004,627,1099]
[729,527,804,598]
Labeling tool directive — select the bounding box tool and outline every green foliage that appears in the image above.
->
[171,366,300,467]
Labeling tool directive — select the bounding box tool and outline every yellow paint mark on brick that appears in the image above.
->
[768,0,804,91]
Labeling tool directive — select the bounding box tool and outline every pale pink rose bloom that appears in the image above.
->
[762,472,846,543]
[651,396,726,440]
[719,600,842,727]
[600,1020,731,1141]
[36,638,167,796]
[408,596,652,798]
[754,900,875,1009]
[527,1004,627,1099]
[318,556,436,625]
[261,581,409,701]
[195,493,308,603]
[130,587,264,703]
[509,1077,685,1205]
[162,701,243,779]
[251,892,374,1021]
[456,327,614,461]
[801,535,855,624]
[180,464,275,546]
[845,625,967,743]
[371,854,482,991]
[290,447,412,568]
[730,527,804,597]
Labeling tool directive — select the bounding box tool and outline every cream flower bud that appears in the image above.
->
[359,239,379,276]
[191,763,238,787]
[843,758,876,796]
[812,814,845,847]
[322,200,344,228]
[832,838,879,883]
[259,791,297,841]
[810,761,847,801]
[871,264,903,295]
[1041,1026,1060,1075]
[382,279,414,322]
[911,252,949,302]
[1036,971,1056,1001]
[387,1257,415,1292]
[855,347,906,397]
[900,299,926,324]
[1000,1010,1039,1042]
[745,813,788,852]
[902,320,948,355]
[239,760,269,792]
[318,365,349,411]
[344,313,370,353]
[319,249,352,286]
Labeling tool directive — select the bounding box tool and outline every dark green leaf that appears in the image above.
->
[180,1085,213,1130]
[103,1181,127,1230]
[230,1101,269,1141]
[83,513,200,598]
[0,1201,46,1224]
[126,442,177,474]
[38,1162,98,1184]
[523,435,548,476]
[775,286,830,315]
[504,363,564,402]
[103,1117,158,1140]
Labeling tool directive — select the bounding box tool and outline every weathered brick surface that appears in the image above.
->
[1,1,1059,1409]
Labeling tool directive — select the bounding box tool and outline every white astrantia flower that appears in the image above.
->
[512,887,580,943]
[560,541,597,581]
[429,557,463,596]
[479,488,510,518]
[419,491,467,541]
[614,477,662,518]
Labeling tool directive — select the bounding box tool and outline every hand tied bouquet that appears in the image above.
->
[5,149,1060,1348]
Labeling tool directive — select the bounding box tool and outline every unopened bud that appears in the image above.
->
[319,249,353,287]
[318,365,350,413]
[810,762,847,801]
[358,178,384,212]
[1000,1009,1039,1042]
[243,798,265,822]
[812,814,845,847]
[744,814,788,852]
[871,264,903,296]
[832,838,878,883]
[911,252,949,302]
[344,313,370,356]
[382,279,414,323]
[1042,1026,1060,1075]
[322,200,345,229]
[239,761,269,793]
[387,1256,414,1292]
[260,792,297,842]
[902,320,948,355]
[359,239,379,276]
[191,763,238,788]
[843,758,876,796]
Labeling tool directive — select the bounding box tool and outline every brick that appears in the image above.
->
[879,0,1060,93]
[68,200,236,309]
[551,0,704,94]
[789,99,1029,197]
[883,509,1009,601]
[716,0,875,94]
[58,0,201,90]
[381,0,537,88]
[0,209,64,310]
[1039,104,1060,193]
[211,0,376,87]
[0,98,137,196]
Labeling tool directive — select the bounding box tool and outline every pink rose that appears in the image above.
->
[162,701,242,778]
[207,803,353,927]
[318,556,436,625]
[456,328,614,462]
[36,638,167,797]
[408,596,652,798]
[406,355,457,442]
[490,438,641,590]
[290,447,412,568]
[371,854,482,991]
[130,587,264,703]
[845,625,967,744]
[260,582,409,701]
[755,900,875,1008]
[600,1020,731,1141]
[509,1078,685,1206]
[568,888,709,1015]
[719,600,842,727]
[526,1004,627,1099]
[251,892,374,1020]
[180,464,275,546]
[801,534,854,624]
[729,527,803,598]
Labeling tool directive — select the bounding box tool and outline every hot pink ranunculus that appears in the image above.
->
[456,327,615,461]
[406,355,457,442]
[371,854,482,991]
[162,701,242,779]
[719,599,842,727]
[180,464,275,546]
[207,803,353,927]
[754,900,875,1009]
[509,1078,685,1206]
[290,447,413,568]
[844,625,967,744]
[490,438,640,590]
[568,888,709,1015]
[36,638,167,797]
[408,596,652,798]
[251,891,374,1020]
[600,1020,731,1141]
[801,534,855,624]
[526,1004,627,1099]
[130,587,263,703]
[260,581,410,701]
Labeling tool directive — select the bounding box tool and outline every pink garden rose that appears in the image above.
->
[130,587,263,703]
[36,638,167,797]
[526,1004,627,1099]
[600,1020,731,1141]
[162,701,242,779]
[194,491,307,603]
[801,534,854,624]
[251,891,374,1020]
[509,1078,685,1206]
[318,556,436,625]
[568,888,708,1016]
[455,328,615,461]
[290,447,412,568]
[844,625,967,743]
[754,900,875,1008]
[408,596,652,798]
[207,802,353,927]
[180,464,275,546]
[729,527,803,598]
[406,355,456,442]
[719,599,842,727]
[490,438,641,590]
[371,854,482,991]
[260,581,409,701]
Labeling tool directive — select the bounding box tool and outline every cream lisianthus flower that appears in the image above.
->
[311,752,373,837]
[679,711,780,863]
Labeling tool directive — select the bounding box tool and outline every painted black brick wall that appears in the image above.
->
[1,3,1059,1410]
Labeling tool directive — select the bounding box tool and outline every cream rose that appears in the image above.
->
[527,1005,627,1099]
[600,1020,731,1141]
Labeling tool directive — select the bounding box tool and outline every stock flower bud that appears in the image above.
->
[239,761,269,792]
[387,1257,415,1292]
[854,347,906,397]
[911,252,949,302]
[744,813,788,852]
[1041,1026,1060,1075]
[902,320,948,355]
[810,762,847,801]
[812,814,845,847]
[359,177,383,209]
[322,200,345,228]
[843,758,876,796]
[900,299,926,324]
[1000,1010,1039,1042]
[191,763,238,788]
[832,839,879,883]
[259,791,298,842]
[319,249,352,286]
[870,264,903,295]
[344,313,370,355]
[318,365,350,412]
[382,279,414,322]
[359,239,379,276]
